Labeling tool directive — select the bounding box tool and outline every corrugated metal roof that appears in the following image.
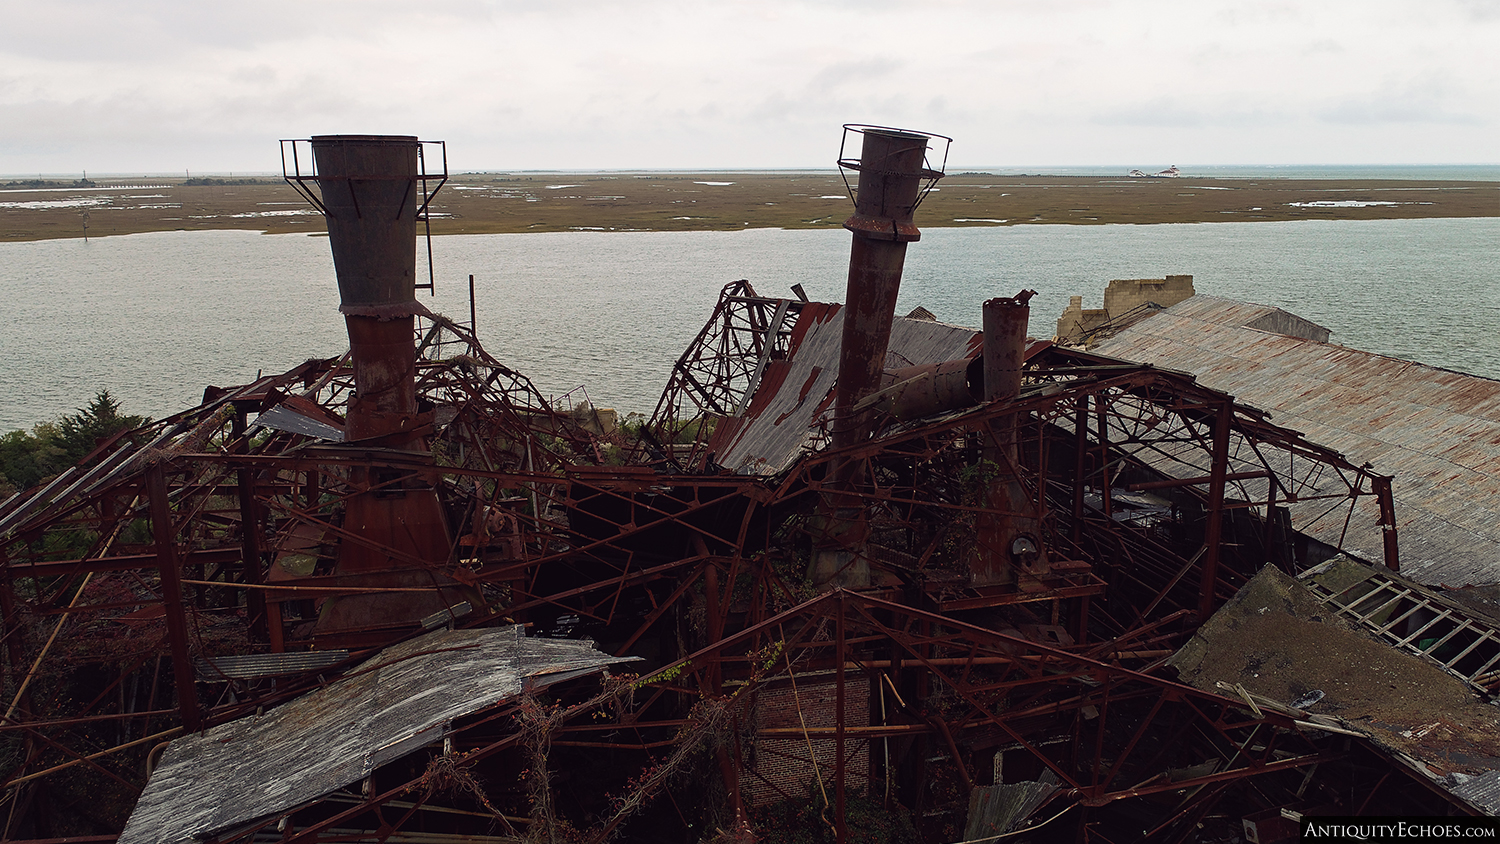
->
[1092,295,1500,588]
[710,305,983,476]
[252,404,345,441]
[120,627,634,844]
[192,650,349,681]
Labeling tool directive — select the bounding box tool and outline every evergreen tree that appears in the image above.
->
[0,391,150,495]
[54,390,148,465]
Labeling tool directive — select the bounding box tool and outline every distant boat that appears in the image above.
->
[1128,166,1180,178]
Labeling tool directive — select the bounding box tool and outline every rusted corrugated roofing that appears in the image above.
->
[120,627,634,844]
[709,305,983,476]
[1092,295,1500,588]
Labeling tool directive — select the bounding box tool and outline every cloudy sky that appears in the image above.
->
[3,0,1496,174]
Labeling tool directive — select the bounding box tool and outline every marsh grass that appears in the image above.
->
[2,172,1494,243]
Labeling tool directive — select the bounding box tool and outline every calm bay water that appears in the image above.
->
[1,217,1496,431]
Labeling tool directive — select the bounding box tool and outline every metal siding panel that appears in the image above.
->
[120,627,634,844]
[718,310,982,476]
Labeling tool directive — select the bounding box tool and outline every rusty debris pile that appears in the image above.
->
[1,128,1496,844]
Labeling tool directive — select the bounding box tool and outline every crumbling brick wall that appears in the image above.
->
[1055,295,1110,344]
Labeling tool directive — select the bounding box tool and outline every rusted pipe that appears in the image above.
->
[830,128,932,453]
[813,127,939,587]
[311,135,426,445]
[974,291,1046,585]
[302,135,463,639]
[857,357,982,421]
[982,292,1034,404]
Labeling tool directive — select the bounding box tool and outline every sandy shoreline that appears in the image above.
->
[2,172,1496,243]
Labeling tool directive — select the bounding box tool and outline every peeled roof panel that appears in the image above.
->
[715,306,983,476]
[1170,563,1500,815]
[120,627,634,844]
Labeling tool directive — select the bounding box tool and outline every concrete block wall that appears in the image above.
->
[1102,275,1195,314]
[1055,275,1195,344]
[746,674,870,806]
[1055,295,1110,344]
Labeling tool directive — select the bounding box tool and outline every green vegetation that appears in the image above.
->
[4,172,1496,243]
[0,390,149,495]
[2,178,95,189]
[181,177,271,186]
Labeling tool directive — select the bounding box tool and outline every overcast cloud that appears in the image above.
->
[2,0,1496,173]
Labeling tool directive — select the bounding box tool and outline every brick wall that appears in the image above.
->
[745,673,870,806]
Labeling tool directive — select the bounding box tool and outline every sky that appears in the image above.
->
[2,0,1497,175]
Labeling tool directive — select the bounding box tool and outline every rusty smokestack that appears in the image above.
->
[831,127,935,452]
[310,134,427,444]
[812,126,945,587]
[284,134,465,642]
[312,135,423,319]
[982,292,1033,405]
[974,290,1048,585]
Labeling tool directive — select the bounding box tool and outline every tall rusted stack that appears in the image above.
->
[305,135,464,641]
[314,135,426,441]
[813,126,942,586]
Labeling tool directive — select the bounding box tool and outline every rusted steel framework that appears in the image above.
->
[647,279,800,471]
[0,302,1426,840]
[0,130,1438,841]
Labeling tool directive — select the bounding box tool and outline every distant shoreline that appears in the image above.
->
[2,172,1496,243]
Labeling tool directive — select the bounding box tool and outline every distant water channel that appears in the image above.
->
[1,217,1496,431]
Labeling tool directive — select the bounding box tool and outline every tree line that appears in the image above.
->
[0,391,149,497]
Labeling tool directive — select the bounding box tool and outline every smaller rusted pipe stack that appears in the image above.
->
[973,290,1048,584]
[812,128,935,587]
[982,292,1032,404]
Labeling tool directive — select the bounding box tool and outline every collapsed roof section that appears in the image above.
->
[651,281,987,477]
[122,627,633,844]
[1090,293,1500,589]
[0,278,1465,840]
[1,126,1483,842]
[1170,558,1500,815]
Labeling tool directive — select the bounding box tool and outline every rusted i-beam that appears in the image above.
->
[147,461,202,732]
[1375,474,1400,571]
[1197,400,1234,620]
